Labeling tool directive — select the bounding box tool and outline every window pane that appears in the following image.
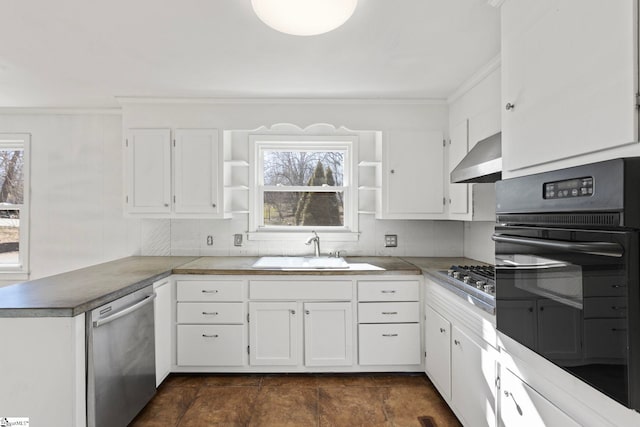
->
[0,210,19,264]
[264,191,344,227]
[263,151,344,186]
[0,149,24,205]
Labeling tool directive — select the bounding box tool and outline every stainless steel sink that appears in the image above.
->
[252,256,350,270]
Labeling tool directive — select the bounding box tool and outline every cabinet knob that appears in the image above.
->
[390,169,395,174]
[505,102,515,111]
[212,203,217,208]
[305,310,310,315]
[290,309,296,315]
[164,203,169,207]
[454,339,460,345]
[439,328,446,333]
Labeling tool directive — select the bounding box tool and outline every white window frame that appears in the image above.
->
[0,133,30,279]
[248,135,359,240]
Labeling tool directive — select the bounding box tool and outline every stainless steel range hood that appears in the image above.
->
[450,132,502,183]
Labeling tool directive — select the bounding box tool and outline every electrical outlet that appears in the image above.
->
[384,234,398,247]
[234,234,243,246]
[206,235,214,246]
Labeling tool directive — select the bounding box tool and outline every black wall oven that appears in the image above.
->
[494,158,640,411]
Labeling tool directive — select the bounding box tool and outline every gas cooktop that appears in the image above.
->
[435,264,496,315]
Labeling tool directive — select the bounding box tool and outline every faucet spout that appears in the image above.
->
[305,231,321,257]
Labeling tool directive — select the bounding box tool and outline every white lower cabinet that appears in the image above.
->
[358,323,421,365]
[424,278,497,427]
[249,301,353,367]
[177,324,246,366]
[425,304,452,400]
[451,326,497,427]
[358,280,422,366]
[498,367,579,427]
[176,279,247,367]
[153,278,172,386]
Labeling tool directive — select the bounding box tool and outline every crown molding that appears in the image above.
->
[0,107,122,115]
[116,96,448,106]
[446,54,501,105]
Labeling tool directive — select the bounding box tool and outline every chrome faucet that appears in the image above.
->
[305,231,321,257]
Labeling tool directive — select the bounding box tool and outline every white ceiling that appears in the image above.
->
[0,0,500,108]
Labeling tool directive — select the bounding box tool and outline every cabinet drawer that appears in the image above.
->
[358,302,419,323]
[358,281,419,302]
[358,323,421,365]
[249,280,352,300]
[177,302,245,324]
[176,280,245,302]
[177,325,245,366]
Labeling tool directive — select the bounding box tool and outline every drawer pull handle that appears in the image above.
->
[612,328,627,332]
[439,328,446,333]
[202,312,219,315]
[611,306,626,311]
[382,312,398,315]
[382,333,398,337]
[202,334,219,338]
[381,290,396,294]
[202,290,219,294]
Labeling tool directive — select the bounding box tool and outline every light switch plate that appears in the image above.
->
[384,234,398,247]
[234,234,243,246]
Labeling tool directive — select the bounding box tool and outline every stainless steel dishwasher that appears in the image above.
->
[87,285,157,427]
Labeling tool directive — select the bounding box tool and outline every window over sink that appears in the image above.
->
[249,135,358,238]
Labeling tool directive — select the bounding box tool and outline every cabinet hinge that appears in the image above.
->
[173,139,176,147]
[443,139,446,147]
[247,345,250,355]
[443,197,446,205]
[173,195,176,203]
[247,313,250,323]
[636,93,640,109]
[424,351,427,358]
[125,195,128,204]
[496,376,501,390]
[125,139,129,148]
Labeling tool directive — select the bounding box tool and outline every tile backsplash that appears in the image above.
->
[140,215,464,258]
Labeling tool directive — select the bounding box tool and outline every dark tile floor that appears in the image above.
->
[130,373,461,427]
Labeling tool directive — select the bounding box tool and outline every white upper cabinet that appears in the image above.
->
[125,128,221,217]
[381,130,445,219]
[126,128,172,214]
[502,0,639,174]
[174,129,220,214]
[448,120,469,215]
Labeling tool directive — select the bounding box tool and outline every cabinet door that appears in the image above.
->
[425,305,451,400]
[304,302,353,367]
[448,119,469,215]
[126,129,171,213]
[383,130,444,218]
[502,0,638,172]
[249,302,298,366]
[174,129,220,214]
[499,367,580,427]
[451,327,497,427]
[153,278,172,386]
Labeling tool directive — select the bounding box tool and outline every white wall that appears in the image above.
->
[123,99,465,258]
[0,112,142,285]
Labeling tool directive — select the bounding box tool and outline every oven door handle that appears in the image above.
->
[491,234,624,258]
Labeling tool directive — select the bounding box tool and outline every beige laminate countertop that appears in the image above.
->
[0,255,490,318]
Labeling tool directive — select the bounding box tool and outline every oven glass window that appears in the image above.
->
[495,226,632,406]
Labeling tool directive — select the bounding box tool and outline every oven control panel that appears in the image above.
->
[544,176,593,199]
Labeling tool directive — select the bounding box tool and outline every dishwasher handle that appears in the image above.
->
[93,293,157,328]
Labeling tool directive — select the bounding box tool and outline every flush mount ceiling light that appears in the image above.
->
[251,0,358,36]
